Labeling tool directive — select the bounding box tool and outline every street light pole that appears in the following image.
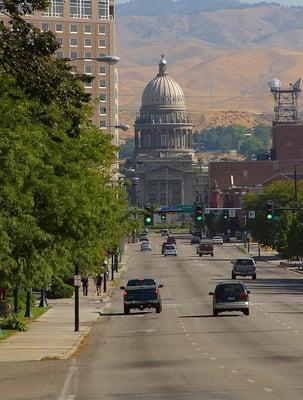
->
[74,261,80,332]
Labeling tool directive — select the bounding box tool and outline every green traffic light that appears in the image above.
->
[196,216,203,222]
[267,214,273,220]
[146,217,152,224]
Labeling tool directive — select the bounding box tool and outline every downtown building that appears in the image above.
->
[1,0,118,140]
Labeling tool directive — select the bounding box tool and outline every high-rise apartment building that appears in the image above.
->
[1,0,117,136]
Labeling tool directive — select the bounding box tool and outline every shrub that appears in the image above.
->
[0,315,28,331]
[47,282,74,299]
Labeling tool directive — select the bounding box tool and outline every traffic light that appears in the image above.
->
[223,210,229,220]
[195,204,204,223]
[144,207,154,226]
[160,211,166,221]
[266,200,273,220]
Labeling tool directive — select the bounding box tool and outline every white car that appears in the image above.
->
[141,242,151,252]
[161,228,169,237]
[232,257,256,280]
[212,236,223,245]
[163,244,177,257]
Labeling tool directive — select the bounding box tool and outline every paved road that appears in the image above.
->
[2,233,303,399]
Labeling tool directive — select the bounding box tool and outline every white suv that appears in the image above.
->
[232,257,256,280]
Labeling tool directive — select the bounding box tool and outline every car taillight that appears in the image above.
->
[123,290,128,297]
[240,292,248,300]
[155,288,159,295]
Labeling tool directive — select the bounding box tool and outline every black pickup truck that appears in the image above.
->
[120,278,163,315]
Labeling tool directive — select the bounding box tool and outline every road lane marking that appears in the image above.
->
[197,348,202,350]
[192,342,197,345]
[220,366,225,368]
[57,359,78,400]
[287,326,292,329]
[294,330,299,333]
[264,387,273,393]
[203,352,208,356]
[211,357,216,360]
[247,379,255,383]
[231,370,237,373]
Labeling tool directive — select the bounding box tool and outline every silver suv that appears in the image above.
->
[231,257,256,280]
[209,281,250,317]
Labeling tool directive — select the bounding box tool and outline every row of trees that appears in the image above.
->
[193,124,271,158]
[243,180,303,260]
[0,0,139,312]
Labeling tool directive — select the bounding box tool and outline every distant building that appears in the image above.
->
[1,0,117,137]
[125,56,208,207]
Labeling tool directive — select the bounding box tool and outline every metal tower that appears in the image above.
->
[269,78,302,124]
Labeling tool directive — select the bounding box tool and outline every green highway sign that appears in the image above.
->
[176,204,194,213]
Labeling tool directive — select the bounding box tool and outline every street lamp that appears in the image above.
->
[69,55,120,65]
[131,176,140,206]
[104,124,130,132]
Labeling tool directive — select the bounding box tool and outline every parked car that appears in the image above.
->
[141,228,149,234]
[212,236,224,245]
[231,257,256,280]
[209,281,250,316]
[141,241,151,251]
[198,243,214,257]
[161,228,169,237]
[163,244,177,257]
[191,236,201,245]
[120,278,163,314]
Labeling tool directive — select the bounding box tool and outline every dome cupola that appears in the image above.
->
[141,55,186,110]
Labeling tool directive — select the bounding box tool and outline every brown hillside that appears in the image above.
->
[117,5,303,136]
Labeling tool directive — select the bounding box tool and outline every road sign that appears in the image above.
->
[160,205,176,212]
[229,209,236,218]
[176,204,194,213]
[74,275,82,287]
[248,211,255,219]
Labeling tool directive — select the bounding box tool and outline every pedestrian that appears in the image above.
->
[96,274,103,296]
[82,277,89,296]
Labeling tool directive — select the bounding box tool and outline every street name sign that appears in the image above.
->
[74,275,82,287]
[248,211,256,219]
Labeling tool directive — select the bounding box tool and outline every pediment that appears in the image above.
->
[144,163,188,174]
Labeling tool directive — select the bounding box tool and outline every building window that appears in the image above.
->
[84,65,92,74]
[98,39,106,48]
[56,37,63,46]
[147,135,152,147]
[85,81,92,88]
[70,24,78,33]
[41,22,49,31]
[84,52,92,60]
[70,38,78,47]
[99,80,106,88]
[84,38,92,47]
[100,120,107,128]
[99,66,106,75]
[42,0,64,17]
[99,93,106,102]
[243,170,248,178]
[56,23,63,32]
[98,24,106,34]
[84,24,92,33]
[56,51,64,60]
[99,107,107,115]
[70,51,78,60]
[98,0,109,20]
[70,0,92,19]
[161,135,167,147]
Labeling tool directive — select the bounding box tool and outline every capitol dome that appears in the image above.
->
[141,55,186,110]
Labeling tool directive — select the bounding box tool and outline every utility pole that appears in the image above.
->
[74,261,80,332]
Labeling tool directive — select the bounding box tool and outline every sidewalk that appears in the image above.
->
[0,254,129,363]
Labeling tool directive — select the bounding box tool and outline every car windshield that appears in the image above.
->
[127,279,156,287]
[165,245,175,250]
[236,259,254,266]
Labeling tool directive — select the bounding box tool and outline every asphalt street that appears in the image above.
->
[2,233,303,400]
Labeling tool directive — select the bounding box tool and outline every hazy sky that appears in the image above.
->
[116,0,303,5]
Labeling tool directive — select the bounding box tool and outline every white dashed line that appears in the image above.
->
[277,320,281,322]
[264,387,273,393]
[188,337,192,341]
[197,348,202,351]
[192,342,197,345]
[231,370,237,374]
[247,379,255,383]
[186,333,190,336]
[287,326,292,329]
[203,352,209,356]
[294,330,299,333]
[220,365,225,369]
[211,357,216,360]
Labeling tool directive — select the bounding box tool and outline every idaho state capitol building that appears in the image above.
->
[125,56,208,207]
